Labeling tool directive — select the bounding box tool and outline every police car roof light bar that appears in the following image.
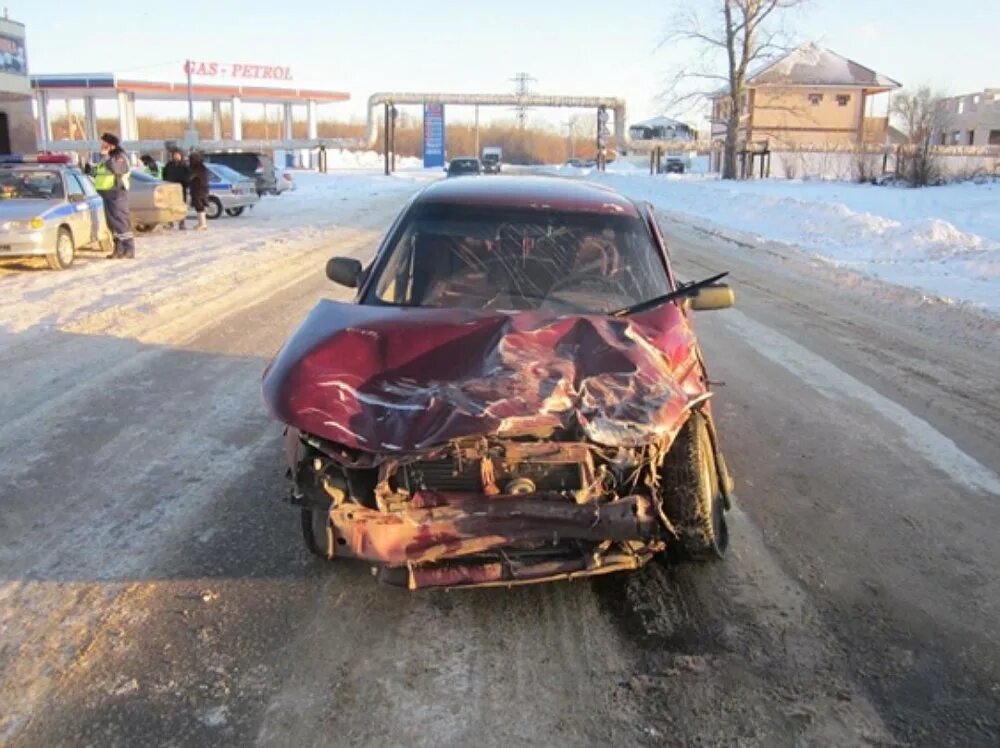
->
[0,154,75,165]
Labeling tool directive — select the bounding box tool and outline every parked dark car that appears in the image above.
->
[445,157,482,177]
[262,177,735,589]
[201,151,276,196]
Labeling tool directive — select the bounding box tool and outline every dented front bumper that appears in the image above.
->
[288,427,677,589]
[319,490,661,588]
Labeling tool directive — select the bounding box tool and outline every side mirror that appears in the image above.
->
[326,256,363,288]
[68,193,87,203]
[689,284,734,311]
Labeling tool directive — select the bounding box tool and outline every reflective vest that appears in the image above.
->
[93,159,131,192]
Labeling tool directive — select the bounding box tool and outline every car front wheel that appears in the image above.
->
[301,507,336,560]
[205,197,223,220]
[224,207,245,217]
[661,411,728,560]
[47,228,75,270]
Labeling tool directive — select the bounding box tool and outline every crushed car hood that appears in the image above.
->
[262,300,705,452]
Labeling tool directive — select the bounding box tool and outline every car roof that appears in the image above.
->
[0,163,72,171]
[416,175,641,217]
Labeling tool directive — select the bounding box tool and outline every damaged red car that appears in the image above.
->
[262,176,735,589]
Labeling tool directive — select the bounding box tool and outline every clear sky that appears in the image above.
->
[12,0,1000,128]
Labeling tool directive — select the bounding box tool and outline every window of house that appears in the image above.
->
[989,130,1000,146]
[740,92,748,115]
[972,94,981,107]
[951,130,961,145]
[968,130,976,145]
[808,93,823,106]
[958,99,965,114]
[836,94,850,107]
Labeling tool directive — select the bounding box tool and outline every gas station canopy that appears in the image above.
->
[31,74,350,104]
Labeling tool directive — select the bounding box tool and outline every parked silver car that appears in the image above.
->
[273,166,296,194]
[204,163,260,219]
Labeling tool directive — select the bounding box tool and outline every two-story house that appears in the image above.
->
[710,44,901,154]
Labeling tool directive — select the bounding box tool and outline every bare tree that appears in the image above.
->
[661,1,806,179]
[890,86,951,186]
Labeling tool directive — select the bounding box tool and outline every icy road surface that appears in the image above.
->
[1,171,998,746]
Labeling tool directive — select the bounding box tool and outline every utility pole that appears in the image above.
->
[383,102,390,176]
[186,59,194,133]
[510,72,536,129]
[474,105,480,157]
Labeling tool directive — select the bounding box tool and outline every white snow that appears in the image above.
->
[588,173,1000,315]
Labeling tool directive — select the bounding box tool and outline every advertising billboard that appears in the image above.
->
[423,103,445,169]
[0,33,26,76]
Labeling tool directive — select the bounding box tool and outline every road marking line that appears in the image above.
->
[721,308,1000,496]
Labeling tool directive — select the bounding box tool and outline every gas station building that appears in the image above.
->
[31,73,350,151]
[0,15,35,154]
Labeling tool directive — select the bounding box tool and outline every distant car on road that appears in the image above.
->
[481,146,502,174]
[202,151,276,196]
[0,154,112,270]
[128,170,187,231]
[273,166,296,194]
[204,163,260,219]
[661,158,686,174]
[446,157,482,177]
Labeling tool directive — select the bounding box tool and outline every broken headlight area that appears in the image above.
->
[286,427,679,589]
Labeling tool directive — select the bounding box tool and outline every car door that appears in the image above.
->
[63,171,93,245]
[71,171,105,245]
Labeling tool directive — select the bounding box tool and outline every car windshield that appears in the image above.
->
[450,160,479,172]
[0,169,63,200]
[369,205,671,314]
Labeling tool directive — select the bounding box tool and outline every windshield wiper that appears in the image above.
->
[611,272,729,317]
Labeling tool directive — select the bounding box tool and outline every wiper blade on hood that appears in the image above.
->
[611,272,729,317]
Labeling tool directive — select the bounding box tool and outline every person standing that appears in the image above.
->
[93,132,135,259]
[188,151,210,231]
[140,154,159,176]
[161,149,190,229]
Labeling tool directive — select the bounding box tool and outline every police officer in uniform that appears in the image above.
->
[93,132,135,259]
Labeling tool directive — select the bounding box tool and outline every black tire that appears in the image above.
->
[661,411,728,560]
[47,228,75,270]
[224,206,245,217]
[205,197,223,220]
[134,223,154,233]
[301,507,336,560]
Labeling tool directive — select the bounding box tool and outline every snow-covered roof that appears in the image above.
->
[748,44,901,91]
[630,116,692,130]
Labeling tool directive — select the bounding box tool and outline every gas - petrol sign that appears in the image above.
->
[423,103,445,169]
[183,61,293,81]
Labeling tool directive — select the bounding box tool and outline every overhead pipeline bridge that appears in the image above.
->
[37,86,631,164]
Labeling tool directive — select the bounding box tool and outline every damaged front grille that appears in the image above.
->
[400,457,584,495]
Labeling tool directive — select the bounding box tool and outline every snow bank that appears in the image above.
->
[592,173,1000,315]
[321,149,424,170]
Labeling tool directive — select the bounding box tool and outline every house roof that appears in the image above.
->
[747,44,901,92]
[629,116,692,130]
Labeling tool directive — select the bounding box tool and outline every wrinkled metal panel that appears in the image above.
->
[262,301,704,456]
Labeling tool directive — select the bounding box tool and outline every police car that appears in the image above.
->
[0,154,113,270]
